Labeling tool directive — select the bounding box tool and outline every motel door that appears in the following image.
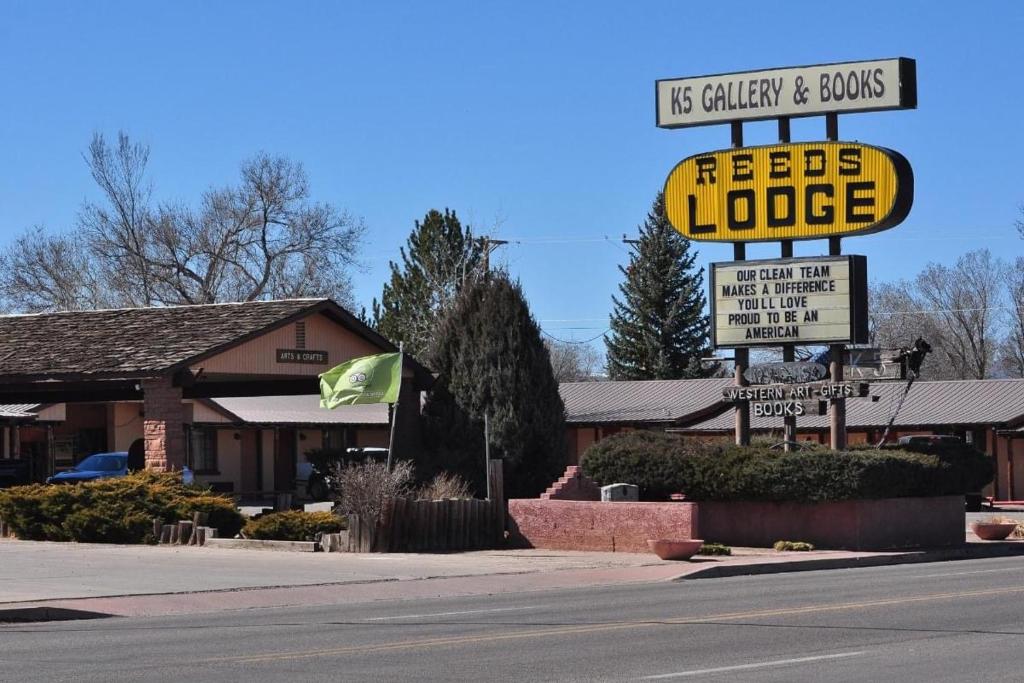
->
[275,428,297,492]
[240,431,259,492]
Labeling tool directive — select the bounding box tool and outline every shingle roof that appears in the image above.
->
[679,378,1024,431]
[560,378,732,424]
[206,395,388,426]
[0,299,330,380]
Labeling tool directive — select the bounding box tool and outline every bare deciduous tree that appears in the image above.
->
[0,227,111,312]
[871,250,1005,380]
[913,249,1004,379]
[0,131,364,312]
[997,256,1024,377]
[545,339,603,382]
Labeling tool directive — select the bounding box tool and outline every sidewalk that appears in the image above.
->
[2,537,1023,621]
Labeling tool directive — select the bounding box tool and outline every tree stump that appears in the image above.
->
[177,520,193,545]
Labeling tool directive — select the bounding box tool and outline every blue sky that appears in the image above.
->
[2,1,1022,349]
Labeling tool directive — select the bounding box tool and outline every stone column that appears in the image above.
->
[142,377,186,472]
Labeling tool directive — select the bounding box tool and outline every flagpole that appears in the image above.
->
[385,342,403,471]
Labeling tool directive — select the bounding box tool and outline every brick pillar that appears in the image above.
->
[142,377,186,472]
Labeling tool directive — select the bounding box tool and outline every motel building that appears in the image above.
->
[560,377,1024,502]
[3,299,1024,505]
[0,299,427,495]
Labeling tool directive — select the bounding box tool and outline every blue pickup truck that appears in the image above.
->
[45,452,194,485]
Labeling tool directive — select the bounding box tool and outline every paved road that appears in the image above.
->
[4,556,1024,681]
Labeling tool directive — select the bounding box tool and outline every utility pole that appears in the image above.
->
[477,236,508,273]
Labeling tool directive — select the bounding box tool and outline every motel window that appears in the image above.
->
[189,428,218,474]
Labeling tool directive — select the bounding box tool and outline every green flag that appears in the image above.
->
[319,352,402,409]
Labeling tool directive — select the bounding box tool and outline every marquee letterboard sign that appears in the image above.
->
[655,58,916,129]
[710,255,868,348]
[663,141,913,242]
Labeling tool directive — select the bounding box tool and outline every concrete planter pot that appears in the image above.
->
[971,522,1017,541]
[647,538,703,561]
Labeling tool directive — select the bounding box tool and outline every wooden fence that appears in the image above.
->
[347,458,505,553]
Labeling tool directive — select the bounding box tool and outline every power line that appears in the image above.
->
[539,328,609,345]
[874,305,1021,315]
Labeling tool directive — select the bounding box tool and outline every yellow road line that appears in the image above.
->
[208,584,1024,664]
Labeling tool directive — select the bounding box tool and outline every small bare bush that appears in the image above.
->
[336,460,414,526]
[418,472,474,500]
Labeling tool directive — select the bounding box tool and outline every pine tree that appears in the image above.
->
[605,192,711,380]
[372,209,483,358]
[423,271,568,498]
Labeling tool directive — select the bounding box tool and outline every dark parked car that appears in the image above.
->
[897,435,987,511]
[305,447,389,500]
[46,452,129,484]
[0,458,31,487]
[897,434,962,447]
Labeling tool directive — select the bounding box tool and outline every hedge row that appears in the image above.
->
[580,431,993,503]
[0,471,244,543]
[243,510,346,541]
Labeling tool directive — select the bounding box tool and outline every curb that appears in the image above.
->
[677,543,1024,580]
[203,538,319,552]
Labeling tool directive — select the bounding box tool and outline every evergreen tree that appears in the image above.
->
[423,271,568,498]
[372,209,483,358]
[605,192,711,380]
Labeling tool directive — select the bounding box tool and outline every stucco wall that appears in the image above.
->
[356,428,388,448]
[507,499,699,553]
[111,402,145,452]
[192,401,232,424]
[216,429,242,490]
[298,429,323,463]
[191,312,382,377]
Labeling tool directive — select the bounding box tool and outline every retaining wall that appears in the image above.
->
[507,499,699,553]
[697,496,965,550]
[506,496,964,553]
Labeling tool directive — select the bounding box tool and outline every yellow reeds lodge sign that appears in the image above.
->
[663,141,913,242]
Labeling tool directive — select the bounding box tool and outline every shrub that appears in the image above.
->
[337,460,414,526]
[417,472,474,500]
[580,431,707,500]
[774,540,815,552]
[243,510,345,541]
[0,471,243,544]
[697,542,731,556]
[580,434,994,503]
[876,440,994,494]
